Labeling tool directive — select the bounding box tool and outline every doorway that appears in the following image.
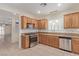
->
[4,24,12,43]
[0,24,5,43]
[0,24,12,48]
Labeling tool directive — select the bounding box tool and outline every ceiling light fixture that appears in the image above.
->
[58,3,61,7]
[40,3,47,7]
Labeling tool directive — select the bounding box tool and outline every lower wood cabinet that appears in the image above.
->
[72,38,79,54]
[39,33,59,48]
[21,34,29,49]
[39,34,47,44]
[48,35,59,48]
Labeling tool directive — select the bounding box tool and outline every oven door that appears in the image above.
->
[29,36,37,47]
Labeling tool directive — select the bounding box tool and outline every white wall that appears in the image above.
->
[45,9,79,33]
[11,15,20,43]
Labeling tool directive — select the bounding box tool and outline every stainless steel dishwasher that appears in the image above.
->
[59,36,72,51]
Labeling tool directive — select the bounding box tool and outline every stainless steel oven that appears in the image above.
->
[29,33,37,47]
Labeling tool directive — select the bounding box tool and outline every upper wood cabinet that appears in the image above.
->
[31,19,38,29]
[21,16,28,29]
[21,16,48,29]
[21,16,38,29]
[27,18,32,23]
[64,12,79,28]
[72,13,79,28]
[64,14,72,28]
[37,19,48,29]
[37,20,41,29]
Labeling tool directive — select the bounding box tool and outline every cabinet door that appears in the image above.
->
[41,20,48,29]
[32,20,38,29]
[53,36,59,48]
[38,20,43,29]
[49,36,59,48]
[39,34,44,44]
[72,38,79,53]
[40,34,47,44]
[21,16,28,29]
[37,19,48,29]
[21,35,29,48]
[64,14,72,28]
[39,34,49,45]
[37,20,42,29]
[72,13,79,28]
[48,35,54,46]
[44,20,48,29]
[27,18,32,23]
[34,20,38,29]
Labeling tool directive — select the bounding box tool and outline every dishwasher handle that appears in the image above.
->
[59,36,72,39]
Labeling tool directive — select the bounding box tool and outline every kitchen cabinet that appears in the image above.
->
[64,14,72,28]
[64,12,79,28]
[48,35,59,48]
[31,19,38,29]
[21,16,48,29]
[27,18,32,23]
[39,33,47,44]
[72,38,79,54]
[39,33,59,48]
[72,13,79,28]
[21,34,29,49]
[37,19,48,29]
[44,20,48,29]
[37,20,41,29]
[41,20,48,29]
[21,16,28,29]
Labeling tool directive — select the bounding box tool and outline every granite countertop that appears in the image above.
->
[20,29,79,38]
[39,32,79,38]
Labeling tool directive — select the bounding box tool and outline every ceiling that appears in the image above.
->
[0,3,79,18]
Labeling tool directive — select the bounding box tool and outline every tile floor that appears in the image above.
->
[0,43,78,56]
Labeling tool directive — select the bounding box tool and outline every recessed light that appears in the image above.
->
[58,3,61,7]
[37,11,40,14]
